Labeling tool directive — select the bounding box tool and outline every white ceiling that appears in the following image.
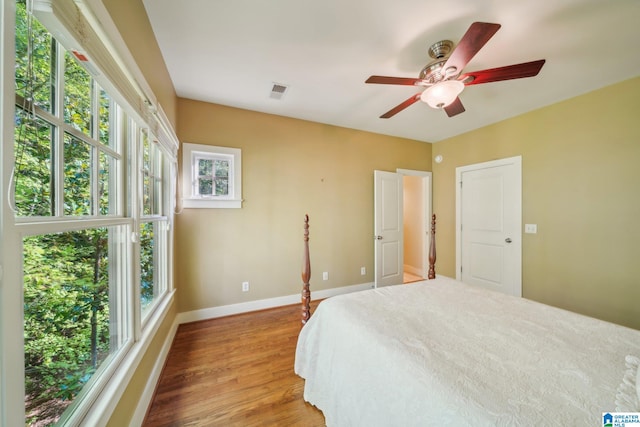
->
[142,0,640,143]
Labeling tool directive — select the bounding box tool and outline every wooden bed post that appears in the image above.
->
[428,214,436,279]
[301,214,311,325]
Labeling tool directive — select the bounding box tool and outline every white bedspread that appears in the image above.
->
[295,276,640,426]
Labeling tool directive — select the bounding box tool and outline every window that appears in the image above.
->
[182,142,242,208]
[6,0,177,425]
[195,154,230,197]
[140,128,169,319]
[15,17,128,419]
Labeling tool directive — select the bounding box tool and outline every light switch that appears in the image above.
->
[525,224,537,234]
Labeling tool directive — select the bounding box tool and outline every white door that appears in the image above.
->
[374,170,403,287]
[456,157,522,296]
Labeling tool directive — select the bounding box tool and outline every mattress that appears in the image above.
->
[294,276,640,426]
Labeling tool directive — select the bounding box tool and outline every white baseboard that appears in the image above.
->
[176,281,375,324]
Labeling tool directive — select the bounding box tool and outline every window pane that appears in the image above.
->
[215,177,229,196]
[198,158,212,176]
[140,222,155,312]
[64,133,92,216]
[141,128,150,172]
[214,159,229,178]
[142,133,163,215]
[99,151,116,215]
[199,178,213,195]
[141,129,151,215]
[98,88,112,146]
[15,0,55,112]
[153,147,163,215]
[213,159,229,196]
[153,176,162,214]
[143,173,151,215]
[24,227,123,425]
[64,51,92,135]
[14,109,54,216]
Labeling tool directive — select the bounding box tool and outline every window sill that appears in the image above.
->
[182,198,243,209]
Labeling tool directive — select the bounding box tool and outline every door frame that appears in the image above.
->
[455,156,522,295]
[374,169,432,287]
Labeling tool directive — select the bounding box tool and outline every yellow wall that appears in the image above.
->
[175,99,432,312]
[432,76,640,330]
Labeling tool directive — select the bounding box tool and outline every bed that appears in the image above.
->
[294,215,640,426]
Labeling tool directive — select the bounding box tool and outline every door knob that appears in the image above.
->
[375,235,383,240]
[505,238,512,243]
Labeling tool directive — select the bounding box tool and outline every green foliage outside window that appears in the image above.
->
[63,133,92,216]
[140,222,155,311]
[23,229,114,425]
[14,109,53,216]
[197,157,229,196]
[15,0,54,112]
[63,51,92,135]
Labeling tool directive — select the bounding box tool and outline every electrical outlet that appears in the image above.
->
[242,281,249,292]
[361,267,366,275]
[322,272,328,281]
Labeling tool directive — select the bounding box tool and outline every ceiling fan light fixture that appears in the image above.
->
[420,80,464,109]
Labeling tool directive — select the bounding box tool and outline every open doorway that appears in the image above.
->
[373,169,432,288]
[400,170,432,283]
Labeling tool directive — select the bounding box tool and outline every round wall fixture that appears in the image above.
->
[434,155,443,164]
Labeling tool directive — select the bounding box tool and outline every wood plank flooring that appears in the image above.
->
[143,302,325,427]
[403,271,423,284]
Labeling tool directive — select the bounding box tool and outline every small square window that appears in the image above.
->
[182,143,242,208]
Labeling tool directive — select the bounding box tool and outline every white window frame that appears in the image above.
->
[1,1,179,425]
[182,142,242,208]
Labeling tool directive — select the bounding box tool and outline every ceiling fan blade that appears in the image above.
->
[442,22,501,75]
[380,93,422,118]
[444,97,465,117]
[366,75,422,86]
[460,59,546,85]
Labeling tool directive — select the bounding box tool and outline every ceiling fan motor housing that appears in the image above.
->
[419,40,455,84]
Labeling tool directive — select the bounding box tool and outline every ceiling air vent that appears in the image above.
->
[269,83,289,100]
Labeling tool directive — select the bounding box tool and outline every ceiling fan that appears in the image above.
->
[365,22,545,118]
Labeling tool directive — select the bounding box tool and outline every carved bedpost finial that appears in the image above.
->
[428,214,436,279]
[301,214,311,325]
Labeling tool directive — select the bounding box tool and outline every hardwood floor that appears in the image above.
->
[143,302,325,427]
[403,271,423,284]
